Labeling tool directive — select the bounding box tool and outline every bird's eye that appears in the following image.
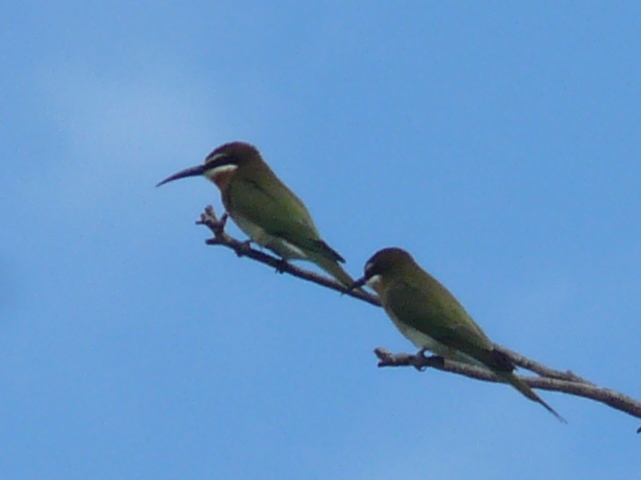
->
[364,261,375,276]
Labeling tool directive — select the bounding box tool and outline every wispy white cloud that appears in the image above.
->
[38,63,217,159]
[31,60,229,215]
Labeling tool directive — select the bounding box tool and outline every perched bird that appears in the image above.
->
[351,247,565,422]
[157,141,354,286]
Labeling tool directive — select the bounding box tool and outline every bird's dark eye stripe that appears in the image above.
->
[205,153,234,168]
[365,262,380,277]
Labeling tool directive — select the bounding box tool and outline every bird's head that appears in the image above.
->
[156,141,261,191]
[349,247,415,294]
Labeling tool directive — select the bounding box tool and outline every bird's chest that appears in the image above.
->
[230,212,306,260]
[385,306,448,354]
[382,303,482,366]
[231,212,270,245]
[211,167,236,191]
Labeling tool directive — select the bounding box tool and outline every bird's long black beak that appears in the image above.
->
[156,164,206,187]
[347,275,368,292]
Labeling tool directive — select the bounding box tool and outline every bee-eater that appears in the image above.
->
[351,247,565,422]
[157,141,355,286]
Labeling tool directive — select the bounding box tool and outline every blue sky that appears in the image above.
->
[2,2,641,478]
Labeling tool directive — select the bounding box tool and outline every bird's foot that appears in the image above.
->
[411,348,444,371]
[274,258,289,274]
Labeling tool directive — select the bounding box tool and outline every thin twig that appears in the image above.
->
[493,345,592,384]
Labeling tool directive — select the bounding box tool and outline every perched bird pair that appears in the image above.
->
[158,141,564,422]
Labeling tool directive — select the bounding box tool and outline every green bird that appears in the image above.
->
[157,141,355,286]
[351,247,565,422]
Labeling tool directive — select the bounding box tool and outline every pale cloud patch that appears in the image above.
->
[39,63,216,158]
[33,62,228,214]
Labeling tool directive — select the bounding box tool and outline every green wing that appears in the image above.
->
[386,270,563,419]
[226,174,344,262]
[386,272,498,362]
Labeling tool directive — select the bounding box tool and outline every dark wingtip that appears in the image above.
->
[489,349,516,373]
[315,240,346,263]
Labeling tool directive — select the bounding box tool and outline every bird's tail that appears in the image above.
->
[497,370,567,423]
[312,255,356,288]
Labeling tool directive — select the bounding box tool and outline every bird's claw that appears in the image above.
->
[274,258,289,274]
[411,348,429,371]
[411,348,444,371]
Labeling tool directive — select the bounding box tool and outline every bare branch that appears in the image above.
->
[493,345,592,384]
[197,206,380,307]
[196,205,641,430]
[374,348,641,421]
